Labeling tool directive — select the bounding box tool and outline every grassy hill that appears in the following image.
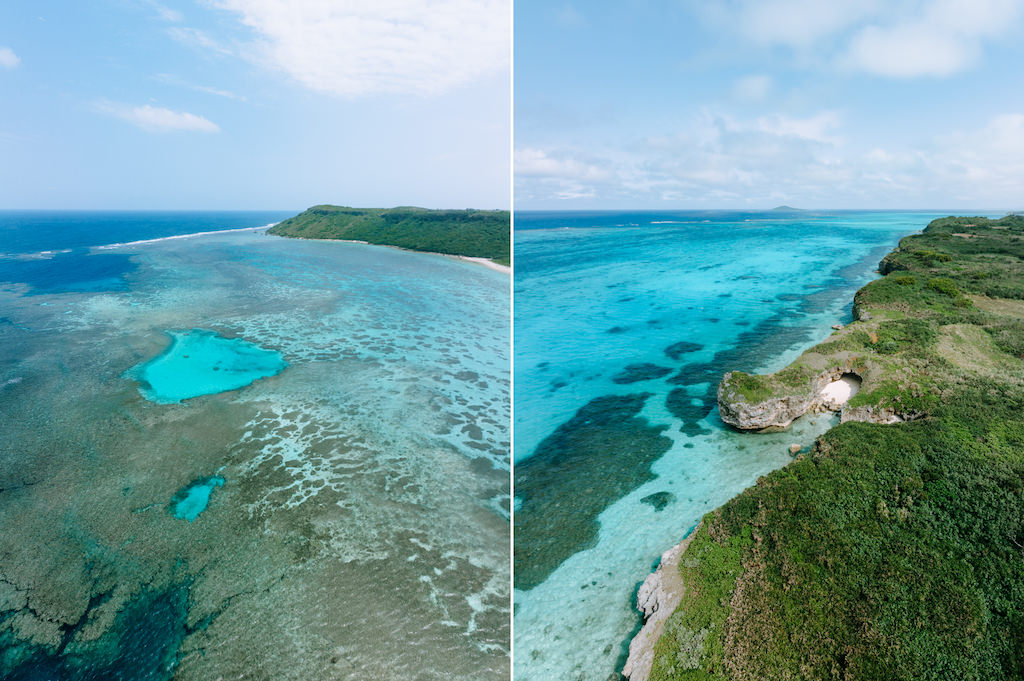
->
[648,215,1024,681]
[267,205,510,267]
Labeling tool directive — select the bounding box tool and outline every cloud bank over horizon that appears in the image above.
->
[516,0,1024,209]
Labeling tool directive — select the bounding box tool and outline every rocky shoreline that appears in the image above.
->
[717,363,913,431]
[619,215,1024,679]
[622,524,702,681]
[717,364,856,431]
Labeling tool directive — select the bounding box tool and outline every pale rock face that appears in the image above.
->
[635,570,662,619]
[840,405,904,424]
[717,371,836,431]
[718,367,868,431]
[622,526,702,681]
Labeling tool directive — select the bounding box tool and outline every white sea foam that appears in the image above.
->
[93,223,279,250]
[0,248,72,261]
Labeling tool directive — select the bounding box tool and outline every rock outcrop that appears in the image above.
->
[717,360,926,431]
[717,365,853,431]
[622,525,701,681]
[840,405,924,425]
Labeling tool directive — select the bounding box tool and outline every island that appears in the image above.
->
[626,215,1024,681]
[267,205,511,268]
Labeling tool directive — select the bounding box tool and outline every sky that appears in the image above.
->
[0,0,510,210]
[515,0,1024,210]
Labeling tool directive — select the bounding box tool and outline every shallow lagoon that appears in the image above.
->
[129,329,288,403]
[0,219,509,681]
[512,210,963,681]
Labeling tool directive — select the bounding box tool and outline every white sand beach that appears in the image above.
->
[456,255,511,274]
[819,374,861,408]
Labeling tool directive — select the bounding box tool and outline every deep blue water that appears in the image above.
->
[512,209,999,681]
[0,211,293,294]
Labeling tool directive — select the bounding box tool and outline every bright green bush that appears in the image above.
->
[268,205,511,264]
[927,277,961,297]
[651,216,1024,680]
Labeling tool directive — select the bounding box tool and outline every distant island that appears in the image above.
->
[627,215,1024,680]
[268,205,511,268]
[770,205,801,211]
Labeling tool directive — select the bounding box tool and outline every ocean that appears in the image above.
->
[0,211,510,680]
[511,210,989,681]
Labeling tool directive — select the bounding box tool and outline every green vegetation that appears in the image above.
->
[650,216,1024,680]
[268,205,510,266]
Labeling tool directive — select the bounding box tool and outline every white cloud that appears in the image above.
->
[0,47,20,69]
[732,0,878,48]
[755,111,841,143]
[208,0,510,97]
[844,23,976,77]
[516,111,851,205]
[516,111,1024,208]
[927,0,1020,36]
[167,26,235,56]
[841,0,1020,78]
[154,73,247,101]
[98,102,221,133]
[145,0,184,22]
[733,74,771,101]
[701,0,1022,78]
[515,148,609,200]
[515,148,608,180]
[934,113,1024,202]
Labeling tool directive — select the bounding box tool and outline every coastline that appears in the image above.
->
[511,212,945,681]
[268,233,511,274]
[620,232,912,680]
[625,214,1024,679]
[623,524,702,681]
[619,316,871,679]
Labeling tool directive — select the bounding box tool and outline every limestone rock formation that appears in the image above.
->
[622,526,701,681]
[718,364,869,431]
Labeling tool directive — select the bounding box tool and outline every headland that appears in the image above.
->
[267,205,511,269]
[627,215,1024,680]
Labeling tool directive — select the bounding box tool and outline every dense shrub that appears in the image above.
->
[928,277,961,297]
[268,205,511,265]
[651,216,1024,680]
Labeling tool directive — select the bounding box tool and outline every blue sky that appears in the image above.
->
[0,1,510,210]
[515,0,1024,210]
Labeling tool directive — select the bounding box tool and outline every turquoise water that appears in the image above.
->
[129,329,288,403]
[0,215,509,681]
[170,476,226,521]
[512,210,986,681]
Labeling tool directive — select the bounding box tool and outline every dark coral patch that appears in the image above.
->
[611,363,673,384]
[641,491,675,512]
[663,341,704,360]
[514,394,672,590]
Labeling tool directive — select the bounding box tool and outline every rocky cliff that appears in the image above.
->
[622,525,701,681]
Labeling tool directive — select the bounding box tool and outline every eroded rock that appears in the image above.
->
[622,524,701,681]
[718,363,867,431]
